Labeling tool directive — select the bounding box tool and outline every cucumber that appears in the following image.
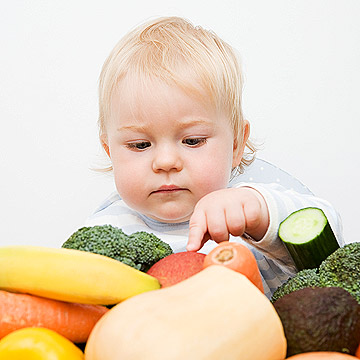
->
[278,207,339,270]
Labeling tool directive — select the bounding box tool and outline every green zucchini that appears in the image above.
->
[278,207,339,270]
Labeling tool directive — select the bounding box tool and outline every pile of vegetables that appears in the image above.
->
[268,241,360,358]
[271,208,360,357]
[0,226,167,358]
[0,218,359,359]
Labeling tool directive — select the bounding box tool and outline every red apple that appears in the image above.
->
[147,251,206,287]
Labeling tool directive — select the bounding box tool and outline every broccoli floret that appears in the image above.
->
[319,242,360,303]
[62,225,173,272]
[271,268,321,303]
[127,231,174,271]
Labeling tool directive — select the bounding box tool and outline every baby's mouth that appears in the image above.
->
[151,185,187,194]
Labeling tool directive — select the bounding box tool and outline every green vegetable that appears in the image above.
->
[62,225,173,272]
[271,268,320,303]
[271,242,360,304]
[273,287,360,357]
[319,241,360,303]
[279,207,339,270]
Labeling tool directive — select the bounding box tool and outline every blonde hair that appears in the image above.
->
[98,16,256,175]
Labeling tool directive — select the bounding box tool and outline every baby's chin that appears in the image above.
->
[145,209,192,224]
[124,197,195,224]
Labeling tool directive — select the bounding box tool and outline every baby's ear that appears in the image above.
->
[232,120,250,168]
[100,135,111,158]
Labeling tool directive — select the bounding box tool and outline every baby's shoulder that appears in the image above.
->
[92,191,123,214]
[86,192,143,229]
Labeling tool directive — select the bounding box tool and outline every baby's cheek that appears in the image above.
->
[191,166,230,197]
[113,173,139,200]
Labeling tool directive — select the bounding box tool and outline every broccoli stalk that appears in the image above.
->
[62,225,173,272]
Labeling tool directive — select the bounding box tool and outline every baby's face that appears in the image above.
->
[103,77,239,223]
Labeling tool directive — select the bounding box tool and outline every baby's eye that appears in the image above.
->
[183,138,207,147]
[126,141,151,150]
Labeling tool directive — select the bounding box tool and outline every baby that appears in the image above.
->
[87,16,343,298]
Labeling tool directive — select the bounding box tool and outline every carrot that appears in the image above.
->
[0,290,108,343]
[203,241,264,293]
[356,343,360,358]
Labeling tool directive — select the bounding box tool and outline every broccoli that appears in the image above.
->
[319,242,360,303]
[271,268,321,303]
[62,224,173,272]
[271,242,360,304]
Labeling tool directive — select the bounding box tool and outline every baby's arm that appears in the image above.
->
[235,182,344,263]
[187,182,344,263]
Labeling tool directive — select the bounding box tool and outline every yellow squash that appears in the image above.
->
[0,245,160,305]
[0,327,84,359]
[85,265,287,360]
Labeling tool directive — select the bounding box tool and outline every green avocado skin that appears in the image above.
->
[273,287,360,357]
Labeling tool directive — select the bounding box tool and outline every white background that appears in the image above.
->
[1,0,359,247]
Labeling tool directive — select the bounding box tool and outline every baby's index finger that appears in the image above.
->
[187,212,208,252]
[186,208,209,251]
[187,226,203,251]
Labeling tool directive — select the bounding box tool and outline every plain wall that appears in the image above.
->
[1,0,359,247]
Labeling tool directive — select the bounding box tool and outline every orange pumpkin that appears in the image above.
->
[286,352,359,359]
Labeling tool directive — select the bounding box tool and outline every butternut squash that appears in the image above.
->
[85,265,287,360]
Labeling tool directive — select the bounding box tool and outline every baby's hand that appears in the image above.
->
[186,187,269,251]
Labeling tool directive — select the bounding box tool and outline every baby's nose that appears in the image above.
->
[152,144,183,172]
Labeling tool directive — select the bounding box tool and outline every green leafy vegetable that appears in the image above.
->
[62,225,173,272]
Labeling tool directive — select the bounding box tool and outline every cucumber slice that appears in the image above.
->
[279,207,339,270]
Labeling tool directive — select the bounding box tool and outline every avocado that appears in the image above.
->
[273,287,360,357]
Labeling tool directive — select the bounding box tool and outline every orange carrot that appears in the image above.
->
[356,343,360,358]
[0,290,108,343]
[203,241,264,293]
